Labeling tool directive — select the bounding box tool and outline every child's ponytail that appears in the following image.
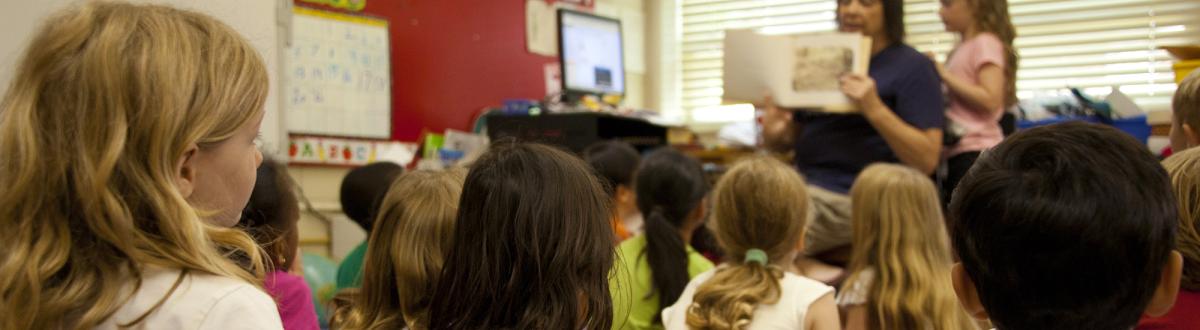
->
[686,250,784,329]
[684,156,809,329]
[635,149,708,317]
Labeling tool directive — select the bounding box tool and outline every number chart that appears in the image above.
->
[287,7,391,139]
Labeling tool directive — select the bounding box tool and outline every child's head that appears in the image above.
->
[685,156,807,328]
[428,142,614,329]
[583,140,641,208]
[634,148,709,316]
[949,122,1183,329]
[938,0,1018,107]
[241,157,301,272]
[1161,147,1200,292]
[0,2,267,328]
[332,169,465,330]
[846,163,975,329]
[339,161,404,233]
[1170,69,1200,152]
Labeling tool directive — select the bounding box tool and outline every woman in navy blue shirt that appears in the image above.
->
[762,0,944,282]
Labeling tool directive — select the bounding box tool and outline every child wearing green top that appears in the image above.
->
[610,149,713,329]
[335,162,403,290]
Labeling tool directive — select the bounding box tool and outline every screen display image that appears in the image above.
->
[559,10,624,95]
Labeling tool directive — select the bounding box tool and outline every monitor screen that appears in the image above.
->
[559,10,624,96]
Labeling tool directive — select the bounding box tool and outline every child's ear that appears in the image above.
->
[687,197,708,224]
[616,185,635,205]
[175,143,200,198]
[1145,250,1184,317]
[1185,123,1200,148]
[951,263,990,320]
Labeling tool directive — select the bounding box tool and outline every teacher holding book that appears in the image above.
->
[761,0,944,282]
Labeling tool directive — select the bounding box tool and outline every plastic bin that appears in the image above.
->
[1017,115,1150,145]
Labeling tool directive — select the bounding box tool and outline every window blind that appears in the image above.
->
[679,0,1200,120]
[906,0,1200,112]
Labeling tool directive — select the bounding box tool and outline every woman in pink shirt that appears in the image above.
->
[243,158,322,330]
[932,0,1018,200]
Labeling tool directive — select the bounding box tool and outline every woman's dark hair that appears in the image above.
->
[582,140,641,197]
[339,161,404,233]
[427,142,614,329]
[241,157,301,272]
[837,0,906,45]
[635,148,708,318]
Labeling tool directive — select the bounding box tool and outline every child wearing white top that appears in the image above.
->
[661,156,839,330]
[837,164,975,330]
[0,2,280,328]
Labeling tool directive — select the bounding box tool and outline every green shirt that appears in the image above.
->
[336,241,368,290]
[610,235,714,330]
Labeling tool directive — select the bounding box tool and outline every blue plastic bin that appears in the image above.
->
[1017,115,1149,144]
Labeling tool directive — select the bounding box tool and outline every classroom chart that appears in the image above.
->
[286,7,391,139]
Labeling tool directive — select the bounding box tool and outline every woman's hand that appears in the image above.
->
[840,74,884,116]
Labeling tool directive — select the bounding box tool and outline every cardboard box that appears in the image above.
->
[1164,46,1200,83]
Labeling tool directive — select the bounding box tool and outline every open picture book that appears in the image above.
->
[723,30,872,113]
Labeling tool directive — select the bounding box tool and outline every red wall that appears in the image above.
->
[301,0,581,141]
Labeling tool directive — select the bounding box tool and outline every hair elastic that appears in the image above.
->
[744,249,768,265]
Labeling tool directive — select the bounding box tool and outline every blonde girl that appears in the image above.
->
[663,156,839,330]
[934,0,1018,200]
[0,2,279,329]
[331,169,466,330]
[1140,147,1200,328]
[838,164,976,330]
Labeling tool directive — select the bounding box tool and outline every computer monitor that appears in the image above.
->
[558,9,624,97]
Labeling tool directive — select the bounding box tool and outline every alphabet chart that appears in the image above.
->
[286,7,391,139]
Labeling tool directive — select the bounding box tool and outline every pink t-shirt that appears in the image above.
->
[264,270,321,330]
[945,32,1007,157]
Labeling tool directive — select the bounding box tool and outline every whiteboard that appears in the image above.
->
[286,7,391,139]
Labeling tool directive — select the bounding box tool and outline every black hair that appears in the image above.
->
[837,0,905,45]
[339,161,403,233]
[949,121,1177,330]
[427,142,614,329]
[635,148,708,318]
[241,156,300,272]
[582,140,641,197]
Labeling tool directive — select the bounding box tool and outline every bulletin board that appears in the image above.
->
[286,6,391,139]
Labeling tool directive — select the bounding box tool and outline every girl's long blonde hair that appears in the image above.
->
[968,0,1019,107]
[331,169,466,330]
[686,156,809,329]
[843,164,976,330]
[1162,147,1200,291]
[0,2,269,328]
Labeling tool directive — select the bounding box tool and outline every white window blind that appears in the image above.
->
[680,0,1200,120]
[906,0,1200,112]
[680,0,838,116]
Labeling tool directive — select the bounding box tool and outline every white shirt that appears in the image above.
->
[662,267,834,330]
[96,266,284,330]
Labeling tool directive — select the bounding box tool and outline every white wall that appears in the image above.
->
[0,0,287,154]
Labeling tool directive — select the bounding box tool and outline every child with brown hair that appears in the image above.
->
[1169,70,1200,152]
[330,169,465,329]
[663,156,839,330]
[242,158,320,330]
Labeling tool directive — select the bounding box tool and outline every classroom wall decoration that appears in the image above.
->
[289,135,417,167]
[287,6,391,139]
[298,0,367,12]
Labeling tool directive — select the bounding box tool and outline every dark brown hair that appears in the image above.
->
[427,142,615,329]
[241,157,300,272]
